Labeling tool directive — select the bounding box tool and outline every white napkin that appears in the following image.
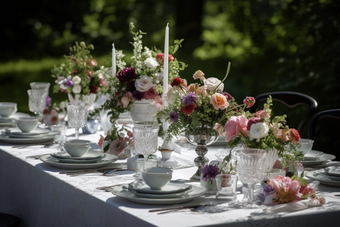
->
[262,199,321,213]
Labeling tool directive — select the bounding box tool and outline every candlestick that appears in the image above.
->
[112,43,116,76]
[163,23,169,95]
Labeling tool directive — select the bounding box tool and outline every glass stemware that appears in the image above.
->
[132,121,159,184]
[27,89,47,121]
[236,148,267,208]
[66,102,88,139]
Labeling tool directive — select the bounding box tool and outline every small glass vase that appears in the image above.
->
[185,126,219,181]
[200,175,218,194]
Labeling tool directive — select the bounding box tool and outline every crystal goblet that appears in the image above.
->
[27,89,47,121]
[132,121,159,184]
[66,103,88,140]
[236,148,267,208]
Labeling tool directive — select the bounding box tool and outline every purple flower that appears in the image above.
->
[46,96,52,106]
[221,92,234,101]
[126,81,136,93]
[201,165,219,181]
[259,185,275,202]
[63,79,73,87]
[170,112,179,122]
[117,67,136,82]
[182,92,198,106]
[132,90,144,101]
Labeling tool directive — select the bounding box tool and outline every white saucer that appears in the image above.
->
[300,152,335,166]
[304,150,324,160]
[51,150,104,160]
[5,128,50,136]
[0,134,55,144]
[57,155,105,163]
[132,182,192,194]
[160,158,178,168]
[111,184,205,205]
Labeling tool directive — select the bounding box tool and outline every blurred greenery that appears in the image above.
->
[1,0,339,157]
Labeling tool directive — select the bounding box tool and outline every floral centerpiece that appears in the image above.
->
[41,95,59,125]
[224,95,303,174]
[98,22,187,122]
[259,174,325,207]
[156,62,255,141]
[51,42,111,105]
[201,164,220,193]
[98,124,134,158]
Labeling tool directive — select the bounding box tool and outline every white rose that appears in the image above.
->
[204,77,224,92]
[248,122,269,140]
[135,75,155,92]
[72,76,81,85]
[72,84,82,94]
[144,57,159,70]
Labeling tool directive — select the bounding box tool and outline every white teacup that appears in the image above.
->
[15,117,39,133]
[0,102,17,117]
[142,167,173,190]
[63,139,91,157]
[299,138,314,154]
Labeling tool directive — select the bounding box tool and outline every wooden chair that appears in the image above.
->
[0,213,21,227]
[250,91,318,135]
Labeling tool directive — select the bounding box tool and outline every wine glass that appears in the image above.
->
[66,102,88,139]
[132,121,159,184]
[236,148,267,208]
[27,89,47,121]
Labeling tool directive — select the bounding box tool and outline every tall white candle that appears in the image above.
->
[163,23,169,95]
[112,43,116,76]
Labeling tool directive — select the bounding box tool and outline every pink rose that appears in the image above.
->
[99,78,106,86]
[224,115,248,142]
[193,70,205,80]
[243,96,255,108]
[289,129,300,144]
[214,123,225,136]
[256,110,270,118]
[121,92,131,108]
[151,96,163,108]
[210,93,229,110]
[188,84,196,93]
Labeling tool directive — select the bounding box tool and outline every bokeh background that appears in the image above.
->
[1,0,339,156]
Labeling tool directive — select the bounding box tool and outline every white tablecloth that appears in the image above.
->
[1,129,340,227]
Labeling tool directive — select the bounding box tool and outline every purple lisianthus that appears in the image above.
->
[132,90,144,101]
[221,92,234,101]
[63,79,73,87]
[117,67,136,82]
[182,92,198,106]
[46,96,52,106]
[126,81,136,93]
[170,112,179,122]
[201,165,219,181]
[259,184,274,202]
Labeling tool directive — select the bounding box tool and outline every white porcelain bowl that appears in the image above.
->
[299,138,314,154]
[63,139,91,157]
[15,117,39,133]
[142,167,173,190]
[0,102,17,117]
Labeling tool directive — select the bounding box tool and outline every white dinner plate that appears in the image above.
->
[304,150,324,160]
[39,153,118,169]
[134,189,190,199]
[5,128,50,136]
[0,134,55,144]
[305,169,340,187]
[132,182,192,194]
[300,152,336,166]
[51,150,104,160]
[111,184,205,205]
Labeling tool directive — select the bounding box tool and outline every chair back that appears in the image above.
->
[308,109,340,160]
[250,91,318,135]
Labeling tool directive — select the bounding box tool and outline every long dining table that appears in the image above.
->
[1,127,340,227]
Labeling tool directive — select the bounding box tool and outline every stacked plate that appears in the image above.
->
[111,182,205,205]
[306,166,340,187]
[40,150,118,169]
[301,150,336,166]
[0,127,58,144]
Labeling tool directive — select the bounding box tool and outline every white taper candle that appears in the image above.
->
[112,43,116,76]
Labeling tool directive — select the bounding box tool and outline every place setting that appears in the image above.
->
[39,139,119,170]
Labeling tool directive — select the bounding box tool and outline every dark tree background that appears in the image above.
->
[1,0,339,156]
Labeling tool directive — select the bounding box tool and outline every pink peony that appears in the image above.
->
[224,115,248,142]
[210,93,229,110]
[270,176,302,204]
